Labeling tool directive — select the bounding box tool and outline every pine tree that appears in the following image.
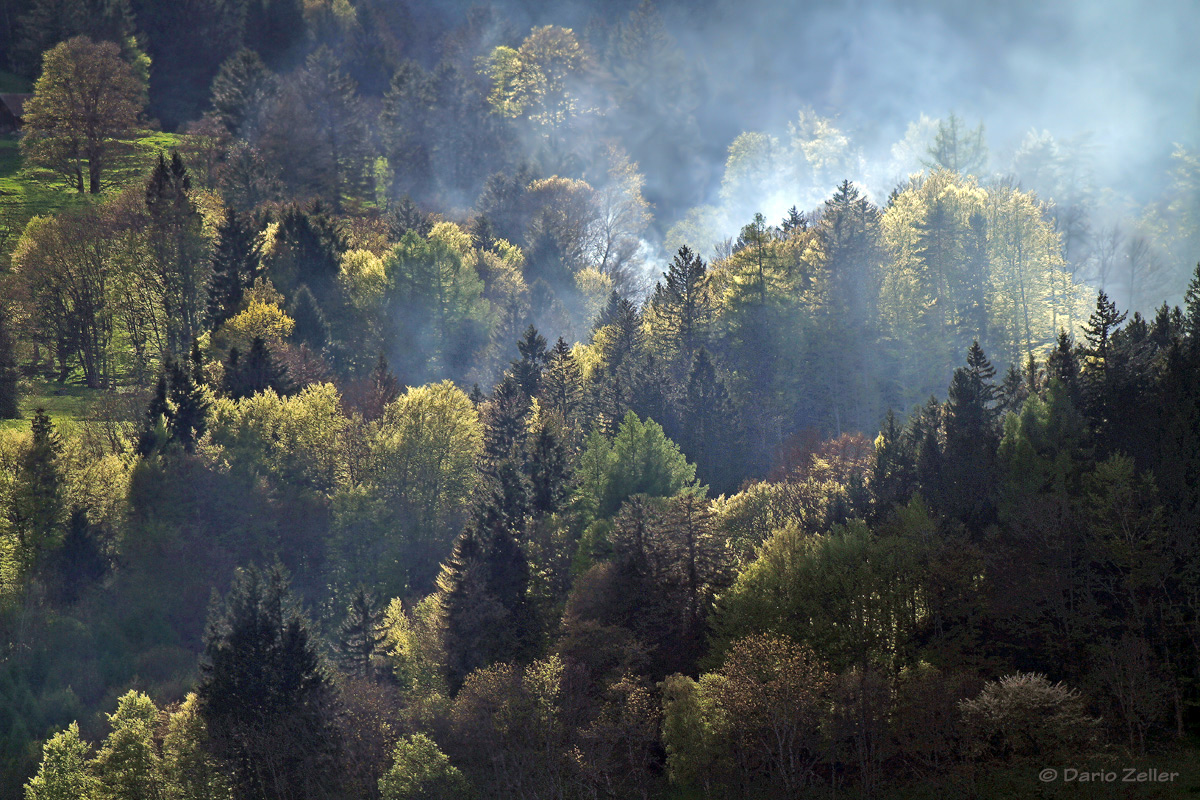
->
[436,471,535,691]
[146,151,209,357]
[209,48,275,137]
[481,375,531,472]
[1184,263,1200,358]
[1046,329,1081,401]
[136,373,169,457]
[871,409,916,516]
[335,586,385,679]
[676,348,738,495]
[166,341,210,452]
[207,209,261,328]
[199,564,342,800]
[527,418,572,516]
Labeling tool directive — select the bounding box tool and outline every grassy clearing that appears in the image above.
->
[0,129,185,266]
[0,381,107,434]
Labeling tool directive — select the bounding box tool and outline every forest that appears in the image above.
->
[1,0,1200,797]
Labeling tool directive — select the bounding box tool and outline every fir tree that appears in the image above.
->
[136,373,170,457]
[1184,263,1200,358]
[209,48,275,137]
[649,245,710,375]
[941,342,999,532]
[436,470,535,691]
[166,341,210,453]
[539,337,583,422]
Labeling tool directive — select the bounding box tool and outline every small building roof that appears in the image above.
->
[0,94,32,120]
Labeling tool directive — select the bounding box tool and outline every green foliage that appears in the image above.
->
[24,722,96,800]
[575,411,699,520]
[711,518,931,673]
[21,36,145,194]
[91,691,159,800]
[379,733,471,800]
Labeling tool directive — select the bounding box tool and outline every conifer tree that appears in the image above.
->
[7,408,63,575]
[209,48,275,137]
[941,342,999,531]
[511,325,549,397]
[146,151,209,358]
[676,348,737,494]
[648,245,710,374]
[0,304,19,419]
[224,337,293,399]
[199,564,342,800]
[1184,263,1200,358]
[335,586,385,679]
[527,418,572,516]
[289,284,330,350]
[539,337,583,424]
[166,341,210,452]
[436,472,535,691]
[207,209,261,328]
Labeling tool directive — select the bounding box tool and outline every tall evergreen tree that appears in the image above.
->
[940,342,999,532]
[648,245,710,376]
[334,586,385,680]
[146,152,209,358]
[436,472,535,691]
[224,337,293,400]
[511,325,549,397]
[207,209,262,328]
[199,564,342,800]
[6,407,63,575]
[209,48,275,137]
[0,304,19,419]
[288,284,330,351]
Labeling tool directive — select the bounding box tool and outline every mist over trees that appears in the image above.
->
[1,0,1200,798]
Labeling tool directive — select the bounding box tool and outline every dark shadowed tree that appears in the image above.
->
[199,564,343,800]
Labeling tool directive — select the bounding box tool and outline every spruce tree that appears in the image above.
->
[209,48,275,137]
[1184,262,1200,358]
[941,342,999,532]
[649,246,709,374]
[436,470,535,691]
[334,586,385,679]
[676,348,737,495]
[7,408,64,574]
[199,564,341,800]
[224,337,293,399]
[207,209,261,328]
[167,341,210,452]
[511,325,549,397]
[539,337,583,422]
[288,284,330,350]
